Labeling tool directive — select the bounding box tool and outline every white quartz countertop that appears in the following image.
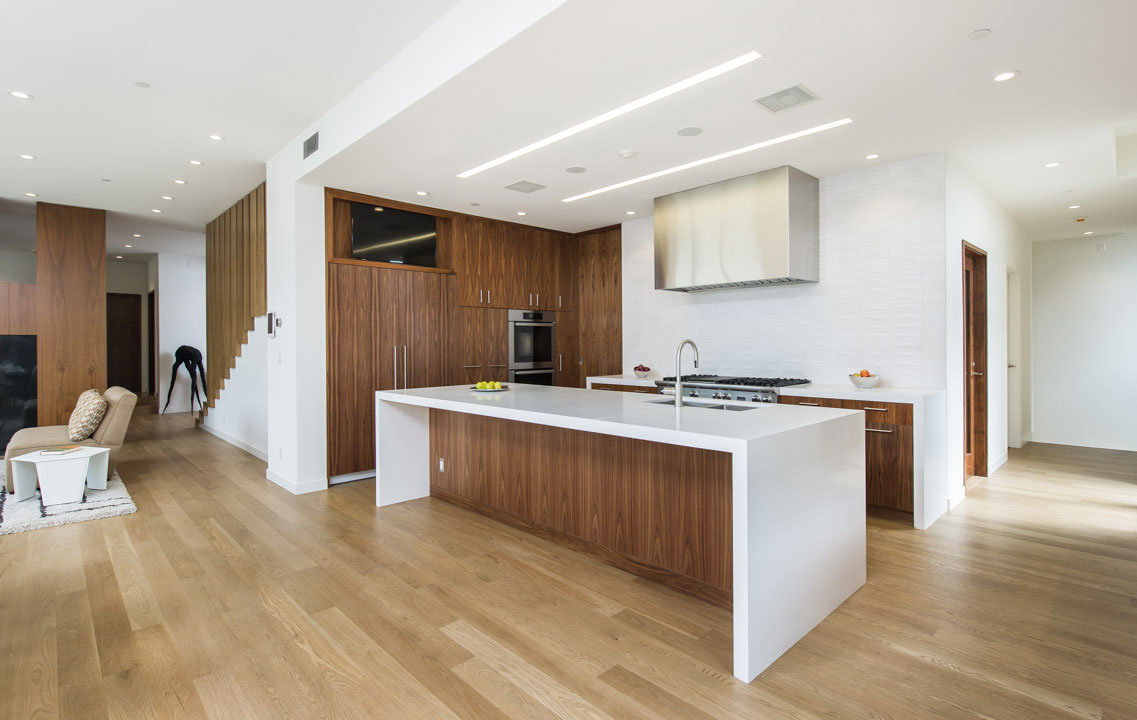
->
[780,383,942,403]
[377,384,858,452]
[586,374,659,388]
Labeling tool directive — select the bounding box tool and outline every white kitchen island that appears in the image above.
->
[375,384,865,682]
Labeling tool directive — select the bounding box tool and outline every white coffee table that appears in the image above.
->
[10,447,110,505]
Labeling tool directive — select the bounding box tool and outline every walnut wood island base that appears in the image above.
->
[375,385,866,682]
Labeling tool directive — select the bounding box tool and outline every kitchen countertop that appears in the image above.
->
[376,384,857,453]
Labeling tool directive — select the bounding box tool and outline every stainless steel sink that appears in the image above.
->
[647,398,759,411]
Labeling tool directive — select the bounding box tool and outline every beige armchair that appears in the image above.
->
[4,386,138,493]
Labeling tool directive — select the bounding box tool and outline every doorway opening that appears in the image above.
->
[963,242,988,481]
[107,292,142,392]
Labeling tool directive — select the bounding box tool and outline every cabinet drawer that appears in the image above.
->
[779,395,843,409]
[842,399,912,425]
[591,382,659,394]
[865,422,913,512]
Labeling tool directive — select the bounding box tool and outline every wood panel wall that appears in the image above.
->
[34,203,107,425]
[204,183,266,413]
[0,283,37,334]
[429,409,733,608]
[576,226,623,379]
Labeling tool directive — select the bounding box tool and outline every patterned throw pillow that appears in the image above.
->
[68,389,108,441]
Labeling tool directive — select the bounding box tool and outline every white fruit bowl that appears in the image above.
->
[633,369,651,379]
[849,374,881,389]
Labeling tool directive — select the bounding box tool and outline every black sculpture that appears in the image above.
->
[163,345,207,414]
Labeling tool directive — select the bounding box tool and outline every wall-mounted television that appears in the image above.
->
[350,202,438,267]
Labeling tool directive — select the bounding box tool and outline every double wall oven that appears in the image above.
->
[507,309,556,385]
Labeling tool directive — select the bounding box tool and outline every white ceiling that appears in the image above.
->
[0,0,461,254]
[306,0,1137,241]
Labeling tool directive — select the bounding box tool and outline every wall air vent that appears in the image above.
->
[754,84,819,114]
[303,132,319,159]
[504,180,547,193]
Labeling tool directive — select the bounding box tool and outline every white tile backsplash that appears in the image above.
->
[621,155,947,388]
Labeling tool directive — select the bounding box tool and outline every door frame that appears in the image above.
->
[962,241,988,480]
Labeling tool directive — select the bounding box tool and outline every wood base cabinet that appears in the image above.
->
[780,395,914,513]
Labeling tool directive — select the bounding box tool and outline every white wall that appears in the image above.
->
[155,253,207,414]
[0,250,35,284]
[945,160,1032,484]
[106,260,151,393]
[622,155,948,387]
[1032,232,1136,451]
[201,315,269,458]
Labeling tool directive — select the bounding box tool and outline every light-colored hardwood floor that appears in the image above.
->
[2,413,1136,719]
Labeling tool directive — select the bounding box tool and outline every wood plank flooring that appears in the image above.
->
[2,415,1135,719]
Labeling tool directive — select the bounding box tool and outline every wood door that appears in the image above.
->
[530,229,556,310]
[555,311,580,387]
[496,224,528,309]
[483,308,509,382]
[326,263,378,475]
[452,216,485,307]
[407,271,445,389]
[147,290,155,393]
[865,423,914,512]
[555,235,577,311]
[577,227,622,379]
[106,293,141,392]
[963,243,988,480]
[375,268,407,391]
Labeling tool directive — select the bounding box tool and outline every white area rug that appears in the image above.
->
[0,468,136,535]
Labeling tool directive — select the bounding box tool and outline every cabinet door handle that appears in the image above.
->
[528,293,533,306]
[971,371,983,376]
[461,365,482,369]
[403,346,408,389]
[479,289,483,303]
[558,295,562,308]
[864,407,888,412]
[487,289,491,304]
[558,354,563,371]
[392,346,398,390]
[865,428,894,434]
[488,364,508,368]
[536,293,540,306]
[799,401,820,406]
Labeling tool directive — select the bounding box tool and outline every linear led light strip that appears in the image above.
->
[561,118,853,203]
[457,51,761,179]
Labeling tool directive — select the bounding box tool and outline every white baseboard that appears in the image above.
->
[266,468,328,495]
[198,422,268,461]
[330,470,374,485]
[948,485,966,510]
[990,451,1008,474]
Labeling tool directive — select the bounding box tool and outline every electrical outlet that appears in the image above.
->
[438,457,445,472]
[868,362,885,377]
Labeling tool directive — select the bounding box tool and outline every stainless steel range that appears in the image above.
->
[656,375,810,403]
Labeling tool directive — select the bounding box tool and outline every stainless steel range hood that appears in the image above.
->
[654,165,819,292]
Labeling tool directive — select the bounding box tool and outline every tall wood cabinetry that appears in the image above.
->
[325,188,623,477]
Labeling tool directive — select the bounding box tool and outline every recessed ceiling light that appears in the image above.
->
[968,28,992,41]
[1083,231,1093,235]
[207,134,223,141]
[1060,189,1074,194]
[18,154,35,160]
[1044,162,1060,168]
[9,90,33,100]
[134,81,151,88]
[470,202,480,206]
[1067,204,1081,210]
[173,179,187,184]
[565,166,587,174]
[626,211,636,215]
[161,195,174,200]
[116,255,123,259]
[189,160,203,165]
[458,50,761,178]
[563,117,853,203]
[993,71,1020,82]
[124,244,132,248]
[132,233,141,238]
[151,209,162,213]
[24,192,38,197]
[865,153,880,160]
[416,191,429,196]
[516,211,527,216]
[677,126,703,137]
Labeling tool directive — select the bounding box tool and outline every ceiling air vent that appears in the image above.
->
[303,132,319,159]
[504,180,547,193]
[754,84,819,114]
